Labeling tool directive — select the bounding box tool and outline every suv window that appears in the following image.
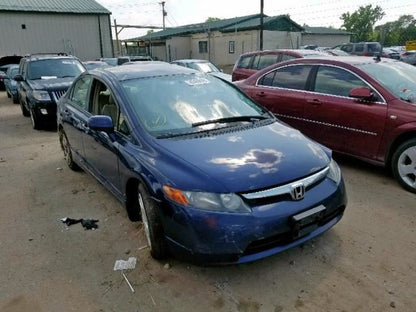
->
[237,55,252,69]
[354,44,364,52]
[257,54,279,70]
[314,66,368,97]
[341,44,353,53]
[259,65,312,90]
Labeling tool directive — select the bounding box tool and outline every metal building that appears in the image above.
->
[0,0,113,60]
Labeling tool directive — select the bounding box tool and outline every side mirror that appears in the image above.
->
[88,115,114,132]
[349,87,374,100]
[14,74,24,82]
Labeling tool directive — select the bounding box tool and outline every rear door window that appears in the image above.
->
[269,65,312,90]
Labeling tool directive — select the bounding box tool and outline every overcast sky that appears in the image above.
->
[95,0,416,39]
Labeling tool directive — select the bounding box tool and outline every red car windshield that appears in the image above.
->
[356,61,416,103]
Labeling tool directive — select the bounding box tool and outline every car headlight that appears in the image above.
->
[327,159,341,184]
[32,90,51,101]
[163,185,251,213]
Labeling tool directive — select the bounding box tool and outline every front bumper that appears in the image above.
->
[159,177,347,264]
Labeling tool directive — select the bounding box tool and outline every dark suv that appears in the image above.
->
[332,42,382,57]
[15,53,85,129]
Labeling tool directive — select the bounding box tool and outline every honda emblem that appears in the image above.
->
[290,183,305,200]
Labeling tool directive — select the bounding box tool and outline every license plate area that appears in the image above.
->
[291,205,326,239]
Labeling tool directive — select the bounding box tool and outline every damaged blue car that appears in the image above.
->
[57,63,347,264]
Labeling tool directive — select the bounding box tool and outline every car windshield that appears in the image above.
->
[122,73,268,136]
[188,62,220,73]
[28,59,85,80]
[356,61,416,103]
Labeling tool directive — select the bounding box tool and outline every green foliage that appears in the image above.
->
[341,5,385,42]
[206,17,221,22]
[375,15,416,46]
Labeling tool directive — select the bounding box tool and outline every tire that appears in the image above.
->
[30,107,42,130]
[138,184,168,260]
[7,92,11,98]
[391,139,416,193]
[19,98,30,117]
[12,95,19,104]
[58,129,80,171]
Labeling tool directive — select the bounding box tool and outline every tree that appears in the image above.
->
[375,15,416,46]
[205,17,221,22]
[340,5,385,42]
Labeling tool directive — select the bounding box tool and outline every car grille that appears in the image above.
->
[52,90,67,103]
[240,166,329,204]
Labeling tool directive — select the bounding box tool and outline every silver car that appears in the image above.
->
[401,50,416,65]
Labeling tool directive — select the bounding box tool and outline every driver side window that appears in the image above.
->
[90,80,130,136]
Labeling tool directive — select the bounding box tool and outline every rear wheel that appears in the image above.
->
[137,184,167,260]
[392,139,416,193]
[59,129,80,171]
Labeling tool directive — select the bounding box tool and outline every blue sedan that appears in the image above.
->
[57,62,347,264]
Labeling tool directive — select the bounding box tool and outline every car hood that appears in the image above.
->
[156,121,331,193]
[28,77,75,91]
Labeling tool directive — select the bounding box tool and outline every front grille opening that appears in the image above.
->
[243,205,345,256]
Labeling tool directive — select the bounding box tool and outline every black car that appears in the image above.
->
[15,53,85,129]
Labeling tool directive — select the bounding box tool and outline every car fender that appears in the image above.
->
[384,121,416,164]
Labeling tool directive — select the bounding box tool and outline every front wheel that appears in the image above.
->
[58,129,80,171]
[138,184,168,260]
[19,98,30,117]
[30,108,41,130]
[391,139,416,193]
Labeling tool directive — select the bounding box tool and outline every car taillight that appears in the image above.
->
[364,52,370,56]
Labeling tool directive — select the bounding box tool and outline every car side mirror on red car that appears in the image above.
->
[349,87,374,101]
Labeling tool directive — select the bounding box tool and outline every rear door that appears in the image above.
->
[303,65,387,158]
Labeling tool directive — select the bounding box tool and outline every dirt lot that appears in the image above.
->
[0,91,415,312]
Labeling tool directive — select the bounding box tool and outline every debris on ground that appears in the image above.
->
[114,257,137,271]
[61,217,99,230]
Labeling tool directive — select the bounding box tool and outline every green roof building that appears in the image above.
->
[0,0,113,60]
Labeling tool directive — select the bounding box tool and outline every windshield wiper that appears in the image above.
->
[192,115,268,127]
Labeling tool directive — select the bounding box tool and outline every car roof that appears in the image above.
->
[248,55,400,74]
[172,59,210,63]
[96,61,198,81]
[238,49,328,57]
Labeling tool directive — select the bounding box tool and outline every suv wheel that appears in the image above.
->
[19,98,30,117]
[30,108,42,130]
[392,139,416,193]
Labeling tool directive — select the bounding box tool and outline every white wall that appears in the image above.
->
[0,12,113,60]
[301,34,351,47]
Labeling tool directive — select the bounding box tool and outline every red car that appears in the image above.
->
[231,49,328,82]
[235,56,416,193]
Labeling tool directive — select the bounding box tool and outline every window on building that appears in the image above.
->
[199,41,208,54]
[229,41,235,54]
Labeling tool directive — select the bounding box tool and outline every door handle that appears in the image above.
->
[306,98,322,106]
[255,92,266,97]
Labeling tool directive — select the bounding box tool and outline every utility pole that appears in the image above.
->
[260,0,264,51]
[160,1,167,30]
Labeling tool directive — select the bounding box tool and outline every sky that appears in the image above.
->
[95,0,416,39]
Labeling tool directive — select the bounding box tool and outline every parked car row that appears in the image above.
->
[4,46,415,265]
